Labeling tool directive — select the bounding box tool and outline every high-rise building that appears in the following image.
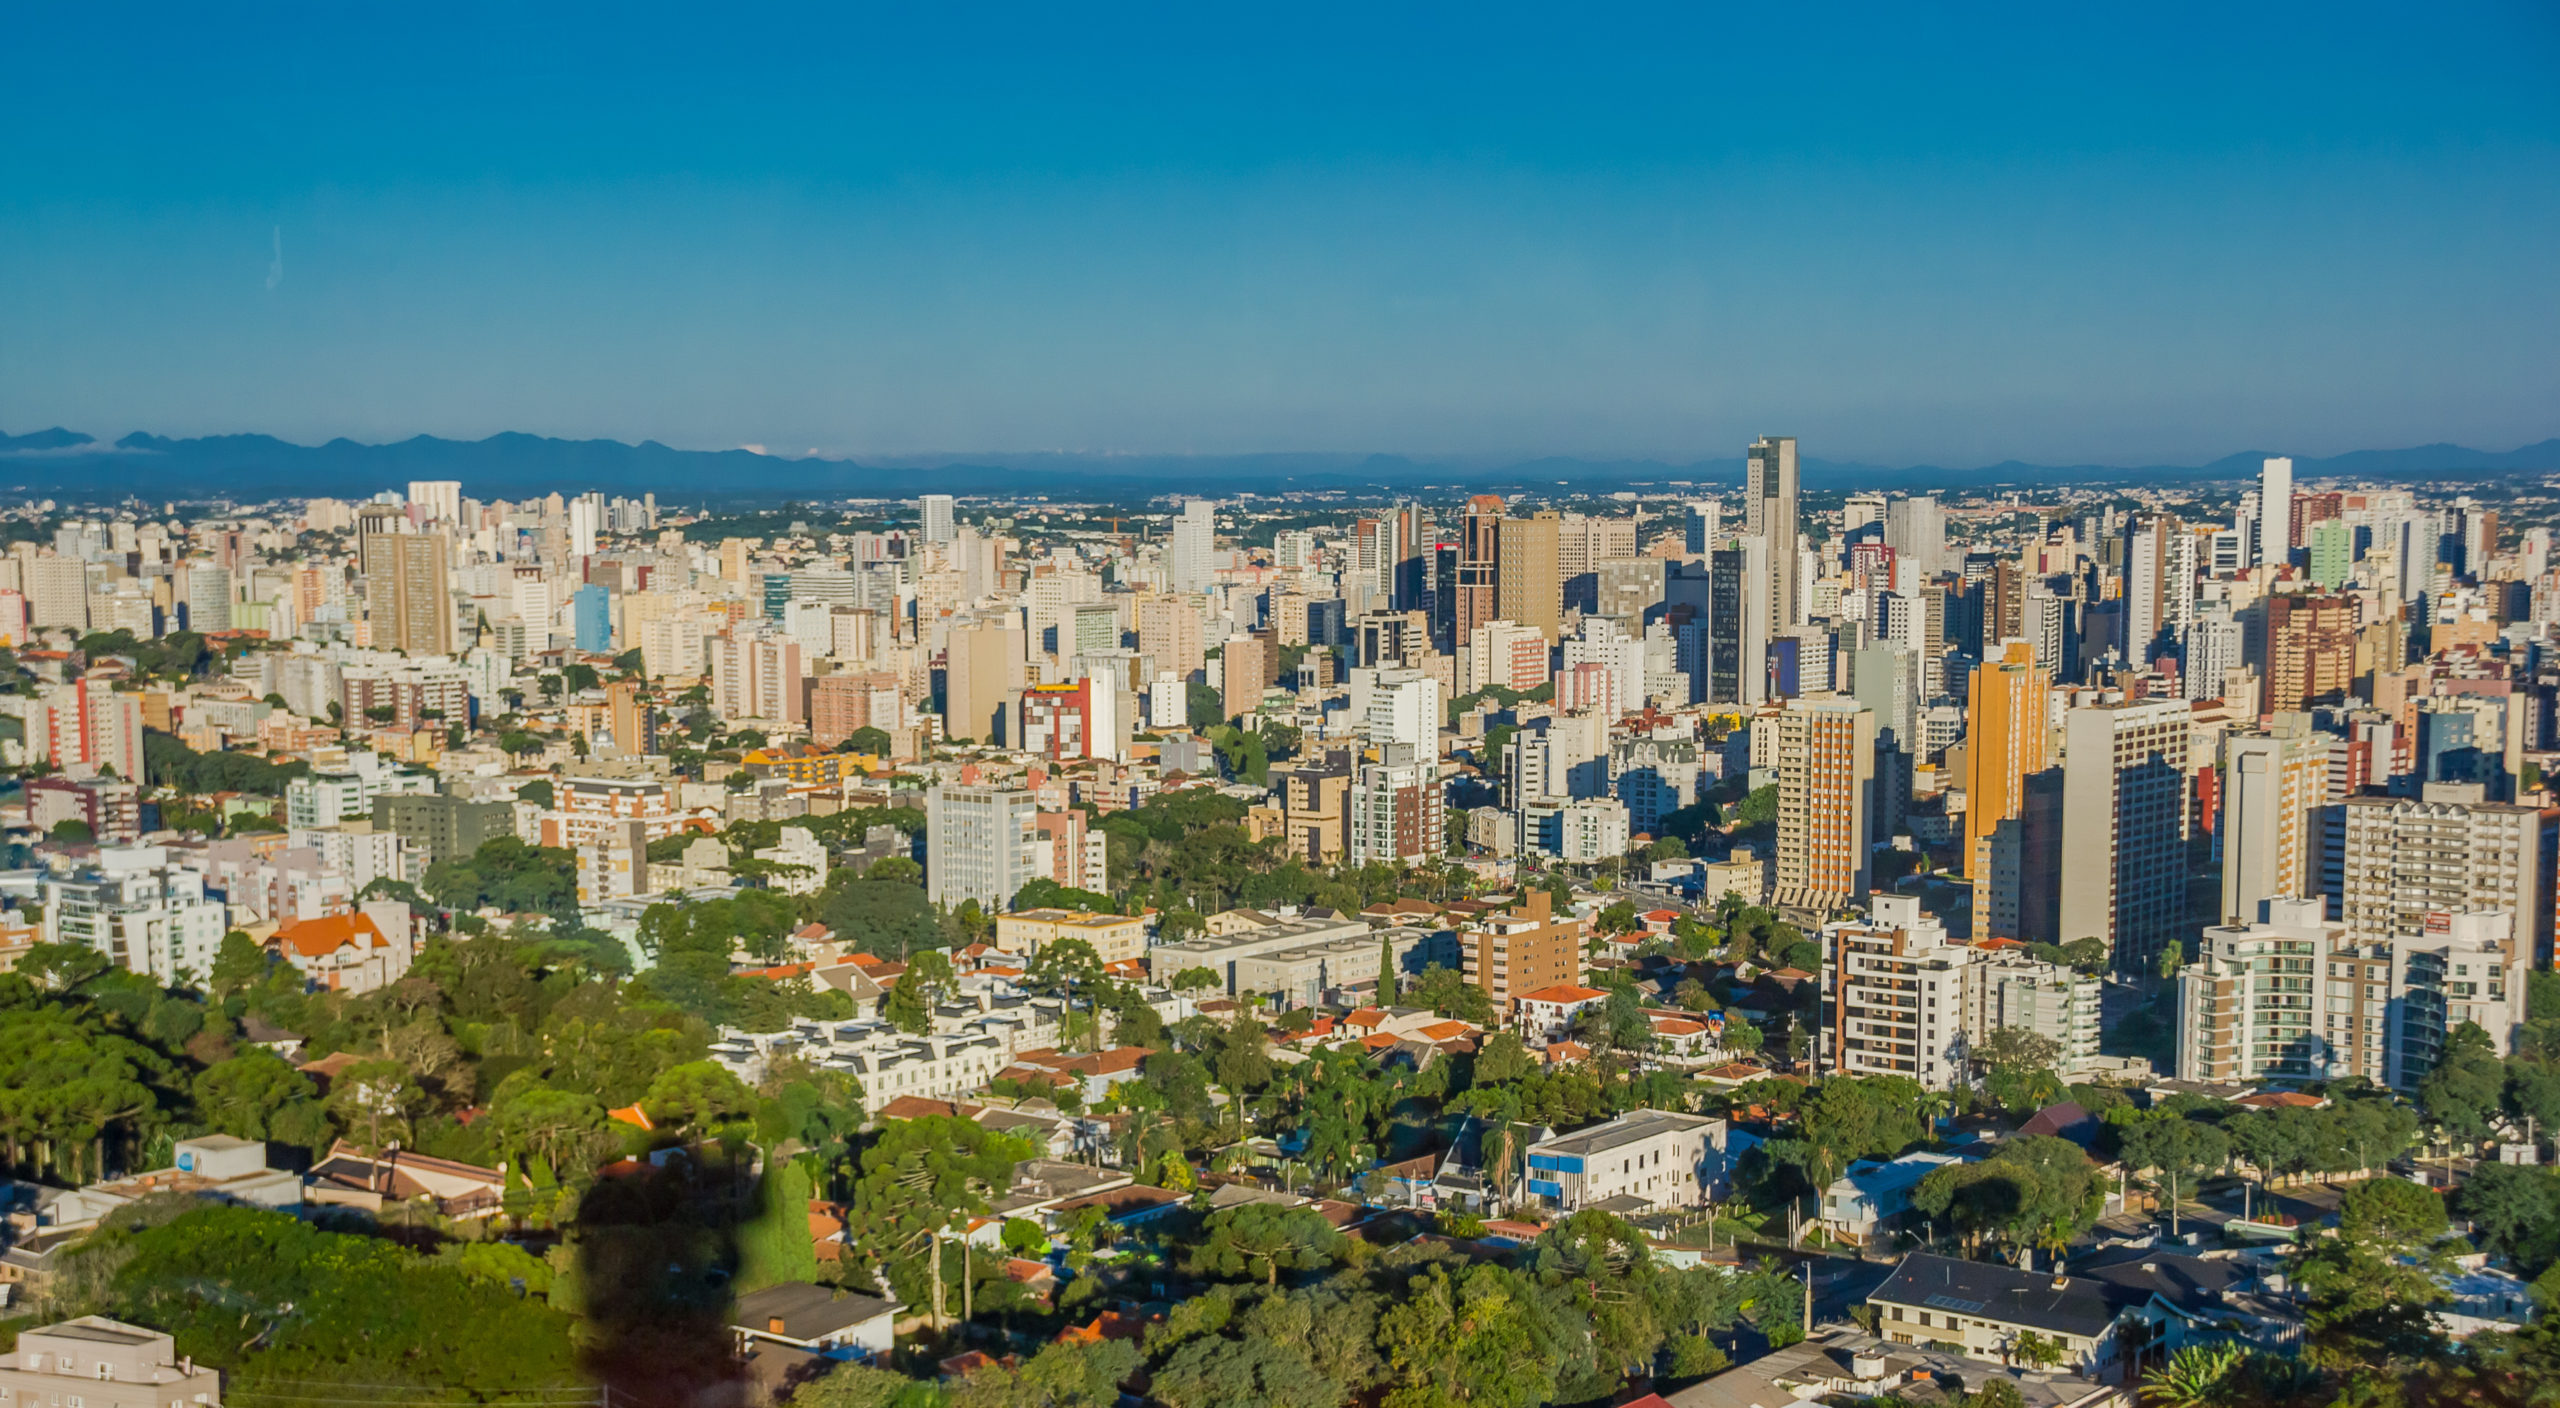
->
[1017,678,1125,762]
[2180,898,2521,1090]
[571,584,611,653]
[1358,666,1441,754]
[944,621,1026,746]
[1465,619,1549,694]
[919,493,957,544]
[405,479,462,525]
[1772,695,1875,911]
[1455,494,1505,642]
[362,532,454,656]
[1884,495,1944,582]
[925,783,1040,912]
[2259,592,2354,714]
[1819,893,2102,1088]
[2217,713,2324,927]
[1169,499,1216,594]
[2258,456,2294,566]
[1682,501,1720,556]
[1137,597,1205,682]
[2059,696,2190,972]
[1746,436,1801,627]
[2182,607,2242,702]
[711,634,806,726]
[1963,640,2050,938]
[2331,785,2551,967]
[1349,743,1442,866]
[1707,536,1770,706]
[568,492,603,558]
[1222,631,1272,723]
[40,678,146,783]
[1495,510,1563,642]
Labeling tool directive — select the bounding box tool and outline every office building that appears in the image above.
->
[1455,494,1504,642]
[1773,695,1876,911]
[925,783,1040,912]
[2059,696,2189,972]
[943,621,1026,745]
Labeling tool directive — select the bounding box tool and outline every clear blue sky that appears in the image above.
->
[4,2,2556,466]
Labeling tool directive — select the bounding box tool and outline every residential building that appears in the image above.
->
[2218,713,2324,927]
[372,793,517,869]
[1522,1109,1749,1213]
[0,1317,223,1408]
[1519,796,1629,863]
[926,783,1040,912]
[1962,640,2047,938]
[2330,785,2551,968]
[1870,1253,2129,1377]
[39,678,146,782]
[919,493,956,544]
[272,911,413,994]
[2059,695,2189,973]
[1822,894,1978,1088]
[1460,890,1582,1019]
[1017,678,1126,762]
[944,621,1026,745]
[2259,591,2354,714]
[1032,809,1109,894]
[995,909,1149,967]
[1169,499,1216,594]
[1349,743,1442,866]
[1512,984,1611,1046]
[1773,695,1875,911]
[339,660,472,733]
[2180,897,2524,1091]
[1819,1151,1966,1246]
[362,530,455,656]
[732,1282,899,1361]
[40,847,228,988]
[1495,511,1563,642]
[712,633,807,727]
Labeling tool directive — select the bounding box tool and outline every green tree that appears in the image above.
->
[1188,1203,1346,1286]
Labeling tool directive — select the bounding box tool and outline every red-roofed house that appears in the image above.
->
[271,911,410,994]
[1514,984,1611,1046]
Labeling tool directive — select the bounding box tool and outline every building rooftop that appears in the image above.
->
[1871,1253,2119,1341]
[732,1282,899,1340]
[1534,1107,1722,1158]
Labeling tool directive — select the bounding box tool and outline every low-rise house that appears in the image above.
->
[732,1282,898,1360]
[1522,1108,1752,1214]
[271,909,412,994]
[1513,984,1611,1047]
[1819,1152,1967,1247]
[0,1317,222,1408]
[307,1143,506,1219]
[1869,1252,2129,1377]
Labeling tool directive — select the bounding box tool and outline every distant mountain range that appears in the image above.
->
[2,427,2555,504]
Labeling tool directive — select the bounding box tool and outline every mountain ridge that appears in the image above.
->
[1,427,2554,502]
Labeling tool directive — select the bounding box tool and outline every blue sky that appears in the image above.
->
[4,3,2556,465]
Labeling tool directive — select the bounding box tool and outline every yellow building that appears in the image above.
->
[994,908,1149,966]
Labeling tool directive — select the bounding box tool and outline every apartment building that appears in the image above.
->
[2059,695,2190,973]
[925,783,1041,913]
[1349,743,1442,866]
[994,909,1149,966]
[1871,1254,2128,1378]
[2330,785,2551,967]
[1773,695,1876,911]
[1249,760,1351,865]
[1459,890,1582,1020]
[2178,896,2523,1090]
[1822,894,2100,1089]
[40,847,228,988]
[1523,1108,1746,1213]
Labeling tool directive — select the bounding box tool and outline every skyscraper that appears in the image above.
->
[919,493,956,544]
[2258,456,2294,566]
[1964,640,2050,939]
[1495,510,1563,641]
[1883,494,1943,582]
[2059,696,2190,972]
[405,479,462,525]
[2259,591,2354,714]
[1170,499,1216,594]
[1746,436,1801,627]
[1455,494,1504,641]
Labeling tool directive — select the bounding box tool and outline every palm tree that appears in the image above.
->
[2036,1219,2074,1274]
[2142,1342,2243,1408]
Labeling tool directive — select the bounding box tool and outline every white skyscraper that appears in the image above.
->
[2258,457,2294,566]
[568,492,602,558]
[920,494,956,544]
[1170,499,1216,594]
